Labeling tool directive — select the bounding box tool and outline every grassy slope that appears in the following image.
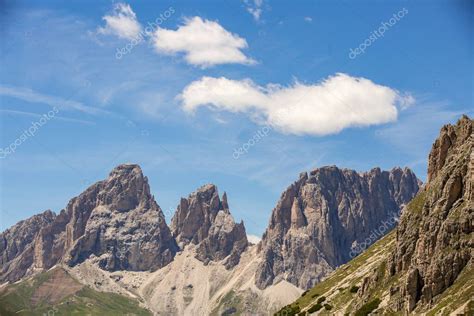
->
[0,267,152,316]
[276,229,396,315]
[277,185,473,316]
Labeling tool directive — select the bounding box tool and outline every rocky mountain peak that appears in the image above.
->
[427,114,472,183]
[256,165,420,289]
[171,184,248,268]
[97,163,151,212]
[0,210,56,282]
[1,164,178,283]
[384,115,473,312]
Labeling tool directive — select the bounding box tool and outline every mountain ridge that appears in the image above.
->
[1,160,422,314]
[255,165,420,290]
[280,114,473,315]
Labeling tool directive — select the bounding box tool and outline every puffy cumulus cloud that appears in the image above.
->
[179,73,414,136]
[152,17,255,67]
[97,3,142,40]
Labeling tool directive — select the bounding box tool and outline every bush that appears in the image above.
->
[276,304,301,316]
[324,304,333,310]
[354,298,381,316]
[311,293,319,298]
[317,296,326,304]
[301,290,309,297]
[349,285,360,293]
[308,303,323,313]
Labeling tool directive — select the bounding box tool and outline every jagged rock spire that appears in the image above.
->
[171,184,248,268]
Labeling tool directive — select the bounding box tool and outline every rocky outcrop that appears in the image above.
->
[171,184,248,268]
[0,210,56,282]
[63,164,178,271]
[387,115,473,312]
[255,166,420,289]
[1,164,178,282]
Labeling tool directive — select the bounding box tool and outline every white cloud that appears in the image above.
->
[97,3,141,40]
[304,17,313,23]
[243,0,264,21]
[179,73,414,136]
[247,234,262,244]
[152,17,255,67]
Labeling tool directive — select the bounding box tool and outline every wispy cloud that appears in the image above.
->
[243,0,264,21]
[0,109,95,125]
[97,2,142,40]
[152,16,255,67]
[375,100,470,154]
[179,73,413,136]
[0,85,107,115]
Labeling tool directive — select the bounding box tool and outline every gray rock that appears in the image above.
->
[0,210,55,282]
[171,184,248,268]
[1,164,178,282]
[255,165,420,289]
[388,115,473,312]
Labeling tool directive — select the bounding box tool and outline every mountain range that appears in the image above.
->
[279,115,473,315]
[1,116,472,315]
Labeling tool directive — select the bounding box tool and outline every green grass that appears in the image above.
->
[426,263,474,315]
[278,230,395,313]
[354,298,381,316]
[0,268,151,316]
[406,190,426,214]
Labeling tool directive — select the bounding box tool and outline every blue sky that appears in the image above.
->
[0,0,472,237]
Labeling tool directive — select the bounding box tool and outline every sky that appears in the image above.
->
[0,0,473,238]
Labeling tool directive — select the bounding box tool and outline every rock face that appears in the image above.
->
[63,164,178,271]
[388,115,473,312]
[255,166,420,289]
[0,210,55,282]
[171,184,248,268]
[0,164,178,282]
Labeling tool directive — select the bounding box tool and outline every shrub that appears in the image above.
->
[308,303,323,313]
[311,293,319,298]
[354,298,381,316]
[349,285,360,293]
[276,304,301,316]
[324,304,333,310]
[301,290,309,297]
[317,296,326,304]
